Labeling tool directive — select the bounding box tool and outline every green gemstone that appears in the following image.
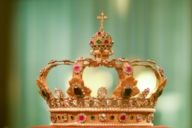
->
[71,116,74,120]
[74,86,84,98]
[96,40,101,44]
[42,90,47,97]
[90,115,95,120]
[130,115,134,120]
[122,87,132,98]
[158,90,163,97]
[110,115,115,120]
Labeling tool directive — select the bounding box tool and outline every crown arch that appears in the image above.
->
[67,58,142,98]
[36,60,74,103]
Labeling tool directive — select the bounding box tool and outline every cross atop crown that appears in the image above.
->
[97,12,108,31]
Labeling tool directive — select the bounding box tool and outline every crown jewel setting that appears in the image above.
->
[36,12,167,127]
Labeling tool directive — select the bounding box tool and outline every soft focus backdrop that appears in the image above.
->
[0,0,192,128]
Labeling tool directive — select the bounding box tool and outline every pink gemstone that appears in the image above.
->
[79,115,84,121]
[73,64,81,73]
[51,116,57,123]
[126,65,132,73]
[78,113,86,123]
[136,115,142,122]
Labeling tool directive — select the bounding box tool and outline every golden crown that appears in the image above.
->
[36,12,167,127]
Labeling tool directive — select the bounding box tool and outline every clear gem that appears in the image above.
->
[54,88,64,99]
[99,113,107,122]
[97,87,108,98]
[136,115,142,122]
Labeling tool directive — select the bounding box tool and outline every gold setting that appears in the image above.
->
[36,12,167,127]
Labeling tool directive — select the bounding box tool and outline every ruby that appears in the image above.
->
[119,113,127,122]
[79,115,85,121]
[124,64,133,74]
[51,116,57,123]
[120,115,126,120]
[126,66,132,72]
[78,113,86,123]
[89,41,94,45]
[98,32,101,35]
[104,40,109,44]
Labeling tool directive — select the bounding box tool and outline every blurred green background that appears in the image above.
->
[0,0,192,128]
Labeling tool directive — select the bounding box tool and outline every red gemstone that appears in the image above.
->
[126,66,132,72]
[120,115,126,120]
[90,41,93,45]
[73,64,81,73]
[119,113,126,122]
[78,113,86,123]
[79,115,84,121]
[98,32,101,35]
[51,116,57,123]
[104,40,109,44]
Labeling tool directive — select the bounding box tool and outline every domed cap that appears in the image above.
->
[89,12,114,59]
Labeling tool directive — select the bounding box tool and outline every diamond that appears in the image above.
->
[97,87,107,99]
[136,115,142,122]
[99,113,107,122]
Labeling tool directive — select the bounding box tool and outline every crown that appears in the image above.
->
[36,12,167,127]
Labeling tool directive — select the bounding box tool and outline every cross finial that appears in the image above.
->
[97,12,108,31]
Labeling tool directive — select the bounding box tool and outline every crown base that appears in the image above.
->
[51,123,153,127]
[49,108,155,125]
